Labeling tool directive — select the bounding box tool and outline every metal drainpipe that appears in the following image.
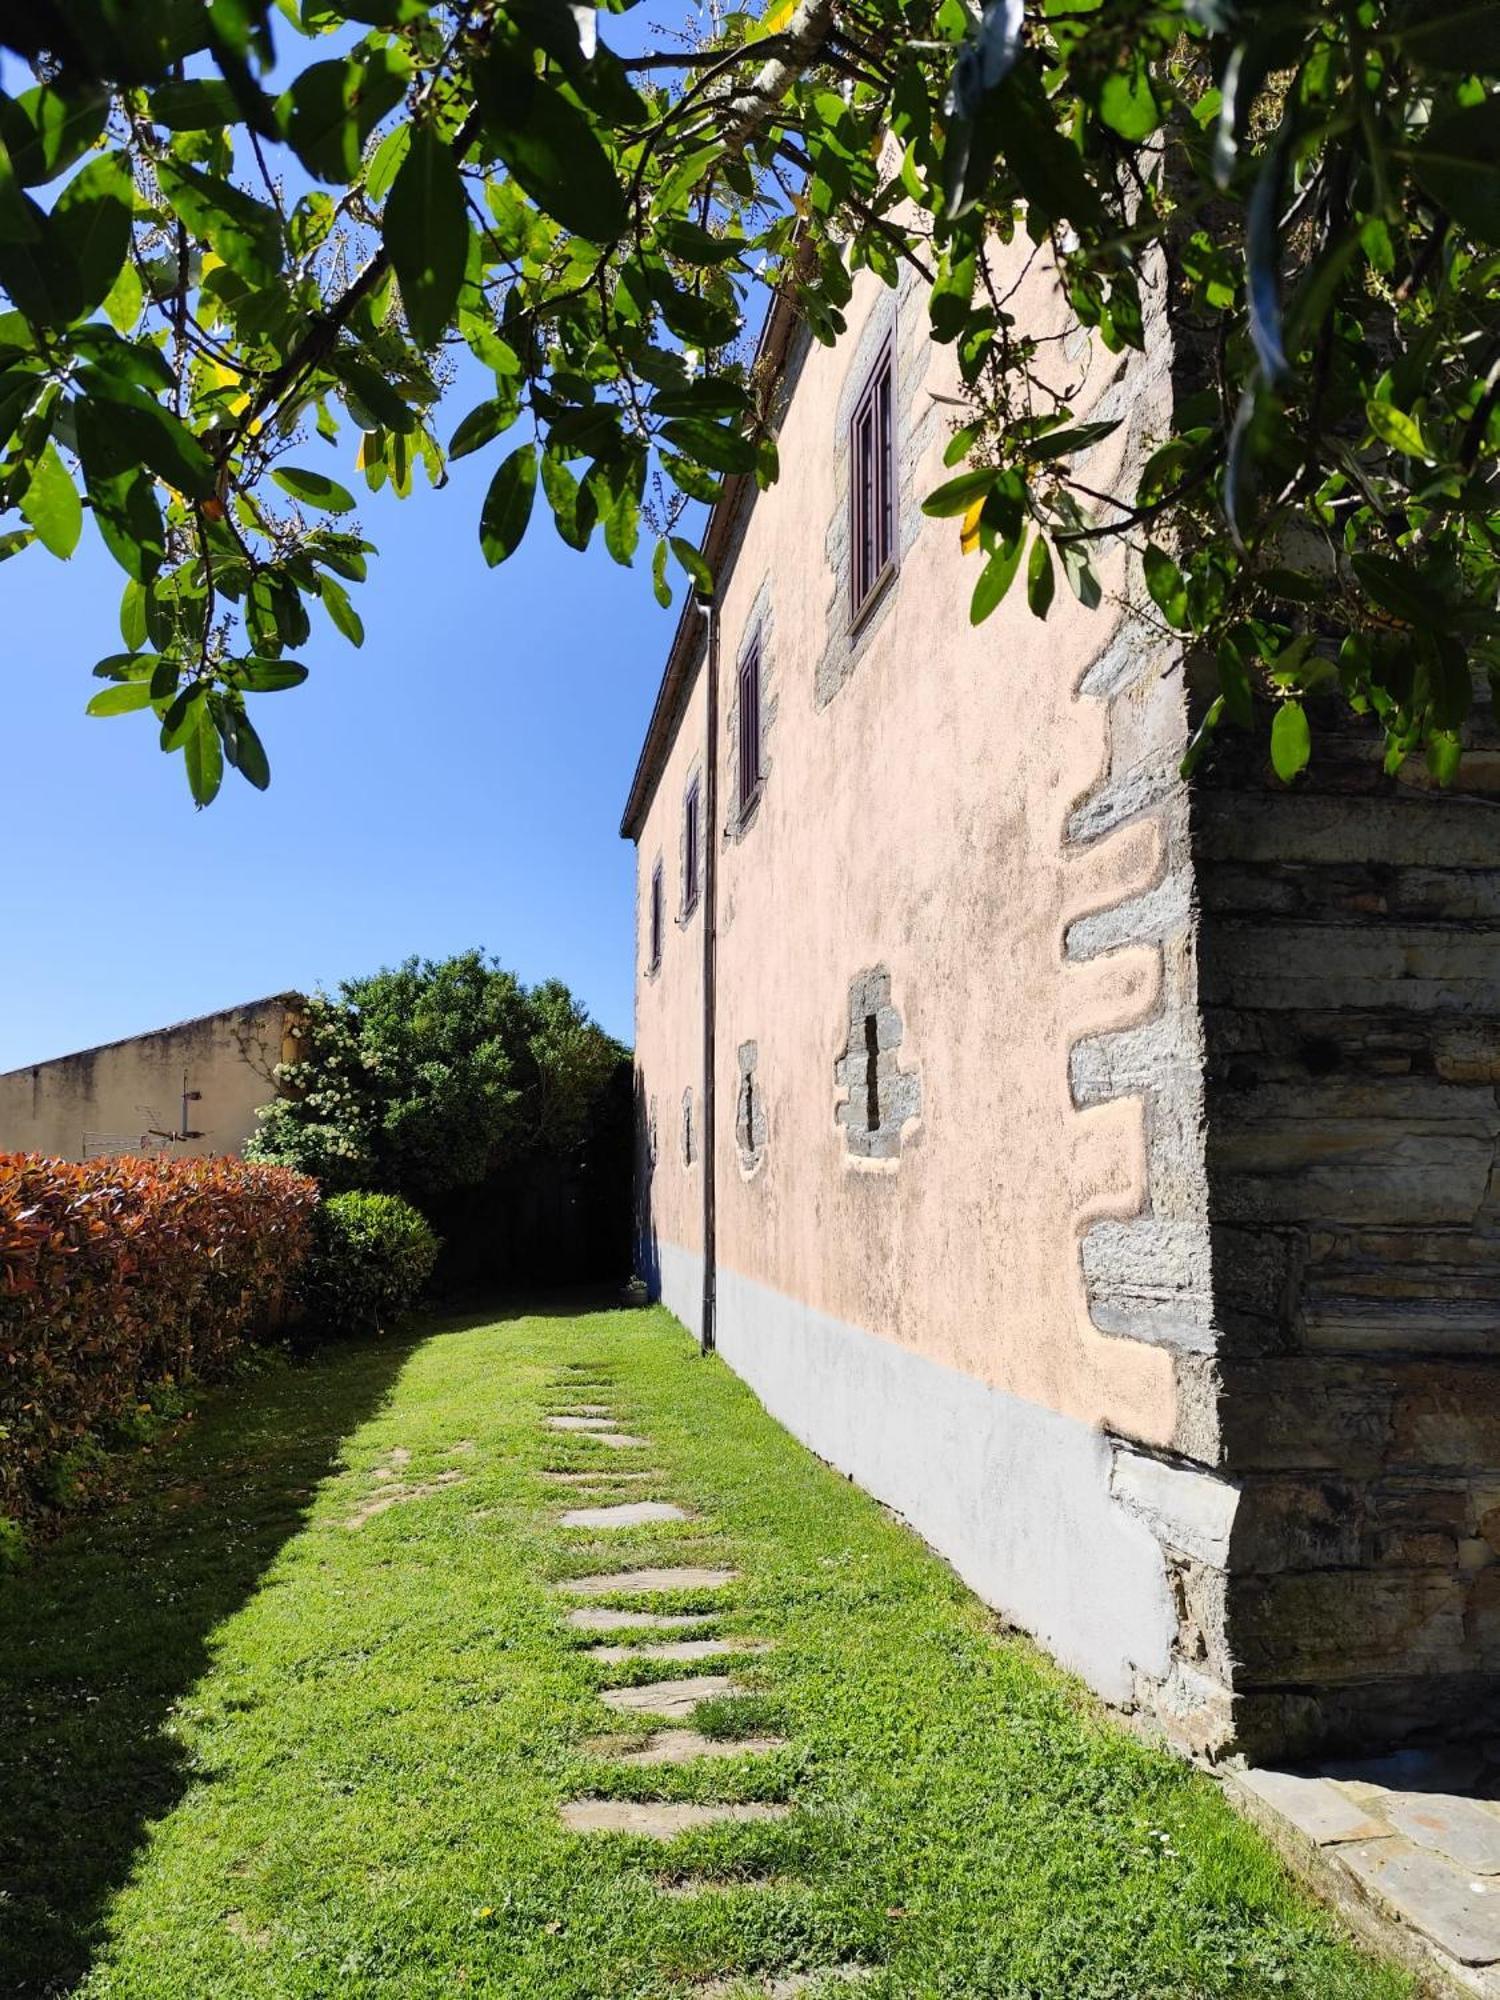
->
[699,592,719,1356]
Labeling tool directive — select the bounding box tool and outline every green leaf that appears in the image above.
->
[1406,99,1500,246]
[1026,534,1055,618]
[482,65,628,243]
[149,79,239,129]
[216,702,271,789]
[184,701,224,807]
[540,451,597,550]
[922,466,999,518]
[1365,399,1431,461]
[272,464,357,513]
[319,573,365,647]
[86,680,153,716]
[479,442,537,566]
[670,535,713,598]
[1143,544,1187,627]
[1270,699,1310,782]
[651,536,672,608]
[101,254,143,335]
[1024,419,1120,462]
[383,121,469,349]
[51,151,132,318]
[366,124,411,203]
[19,439,81,558]
[448,397,517,460]
[74,400,164,582]
[1059,538,1101,609]
[327,349,418,433]
[1397,2,1500,73]
[1352,553,1447,627]
[236,659,309,692]
[970,534,1024,623]
[1098,68,1162,142]
[1428,730,1462,786]
[156,158,282,285]
[283,50,409,185]
[0,86,108,186]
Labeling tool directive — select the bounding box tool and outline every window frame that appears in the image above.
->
[736,640,763,819]
[648,860,664,972]
[848,336,896,628]
[682,774,701,919]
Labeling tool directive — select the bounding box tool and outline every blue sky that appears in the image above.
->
[0,435,673,1070]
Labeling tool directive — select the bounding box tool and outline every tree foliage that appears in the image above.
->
[245,949,626,1207]
[1,0,1497,797]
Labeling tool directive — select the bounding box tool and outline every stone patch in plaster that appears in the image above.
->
[833,967,921,1164]
[735,1040,767,1176]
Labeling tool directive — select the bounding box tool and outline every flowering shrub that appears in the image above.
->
[0,1152,318,1523]
[302,1191,439,1339]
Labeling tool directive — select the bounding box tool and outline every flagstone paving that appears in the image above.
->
[568,1605,715,1632]
[560,1500,692,1529]
[598,1729,788,1767]
[1232,1748,1500,1994]
[582,1638,767,1665]
[560,1801,793,1837]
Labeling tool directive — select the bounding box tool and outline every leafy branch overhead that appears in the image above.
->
[0,0,1497,801]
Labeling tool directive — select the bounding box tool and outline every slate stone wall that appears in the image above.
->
[1195,709,1500,1757]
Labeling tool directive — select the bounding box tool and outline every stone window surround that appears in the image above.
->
[724,577,777,845]
[678,761,703,927]
[816,266,940,712]
[644,853,664,983]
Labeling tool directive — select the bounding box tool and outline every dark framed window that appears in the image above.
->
[682,776,701,917]
[648,861,664,971]
[850,340,895,623]
[737,643,762,814]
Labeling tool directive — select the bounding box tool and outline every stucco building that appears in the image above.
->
[622,240,1500,1762]
[0,995,301,1163]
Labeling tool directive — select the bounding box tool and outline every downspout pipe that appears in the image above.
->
[699,592,719,1355]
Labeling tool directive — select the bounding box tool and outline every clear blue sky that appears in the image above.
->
[0,435,674,1070]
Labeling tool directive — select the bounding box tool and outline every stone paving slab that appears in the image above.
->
[599,1729,787,1767]
[568,1607,715,1632]
[694,1970,875,1997]
[560,1431,651,1449]
[543,1470,661,1485]
[552,1404,613,1416]
[560,1502,692,1529]
[1236,1767,1392,1846]
[558,1567,737,1596]
[546,1415,621,1432]
[1384,1795,1500,1875]
[601,1675,741,1719]
[560,1800,791,1837]
[584,1638,768,1665]
[1339,1838,1500,1967]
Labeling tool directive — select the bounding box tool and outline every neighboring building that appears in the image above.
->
[0,995,302,1162]
[623,240,1500,1762]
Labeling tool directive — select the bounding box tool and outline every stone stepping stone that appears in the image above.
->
[561,1501,691,1530]
[603,1729,786,1767]
[553,1403,613,1416]
[601,1674,740,1719]
[565,1431,651,1450]
[695,1971,875,1997]
[585,1638,767,1665]
[560,1800,791,1837]
[544,1470,660,1485]
[568,1607,714,1632]
[546,1415,619,1432]
[559,1567,737,1597]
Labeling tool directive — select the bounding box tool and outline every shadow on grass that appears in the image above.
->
[0,1332,419,1998]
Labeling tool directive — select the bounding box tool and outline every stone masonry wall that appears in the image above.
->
[1197,707,1500,1759]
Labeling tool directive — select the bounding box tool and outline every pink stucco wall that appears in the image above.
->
[632,242,1188,1453]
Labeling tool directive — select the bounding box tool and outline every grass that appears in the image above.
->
[0,1301,1412,2000]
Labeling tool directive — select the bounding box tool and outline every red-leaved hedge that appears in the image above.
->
[0,1152,318,1522]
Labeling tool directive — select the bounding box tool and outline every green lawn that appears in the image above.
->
[0,1302,1410,1999]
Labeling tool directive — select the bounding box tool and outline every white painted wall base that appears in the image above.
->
[649,1239,1177,1706]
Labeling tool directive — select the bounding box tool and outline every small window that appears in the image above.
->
[683,777,701,917]
[850,341,895,622]
[737,644,762,814]
[649,862,664,971]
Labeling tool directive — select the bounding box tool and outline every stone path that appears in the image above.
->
[540,1376,870,1996]
[1232,1748,1500,1997]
